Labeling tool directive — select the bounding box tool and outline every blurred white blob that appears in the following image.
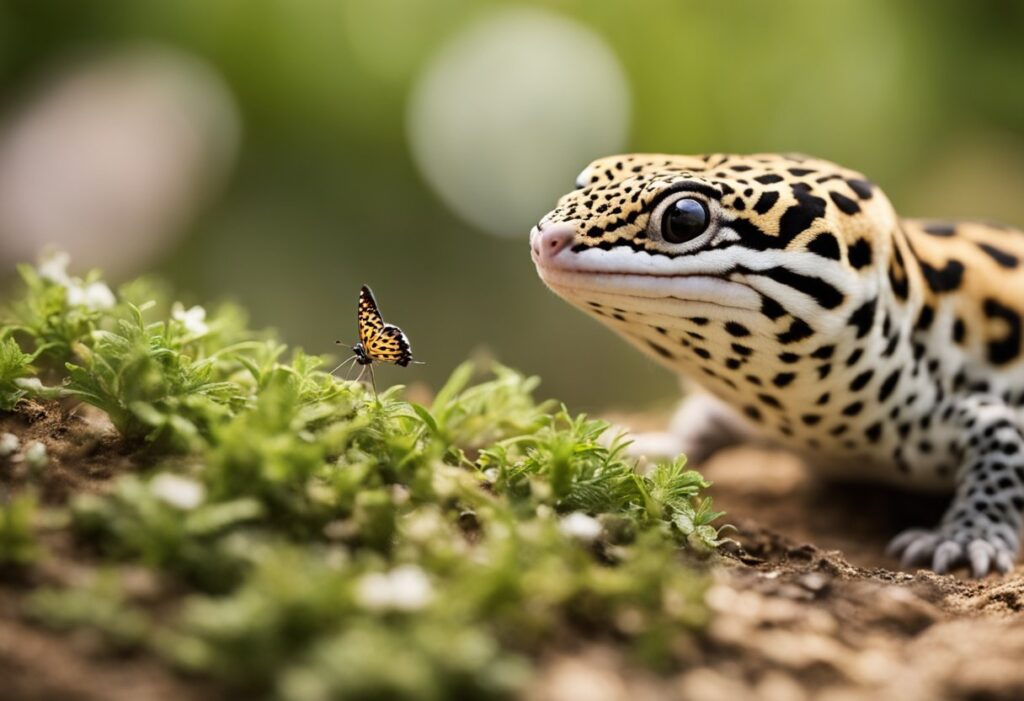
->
[150,473,206,510]
[559,512,602,542]
[171,302,209,336]
[407,8,630,238]
[0,46,240,275]
[0,432,20,457]
[356,565,434,612]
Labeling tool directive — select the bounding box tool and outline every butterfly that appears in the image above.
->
[333,285,418,394]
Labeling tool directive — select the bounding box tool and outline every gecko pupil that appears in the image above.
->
[662,197,709,243]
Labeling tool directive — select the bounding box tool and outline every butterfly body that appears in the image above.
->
[350,342,373,366]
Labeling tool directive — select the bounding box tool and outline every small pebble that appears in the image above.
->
[24,441,48,470]
[0,433,19,457]
[798,572,831,593]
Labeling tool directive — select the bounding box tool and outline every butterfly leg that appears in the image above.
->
[328,355,359,376]
[367,363,379,400]
[345,360,363,382]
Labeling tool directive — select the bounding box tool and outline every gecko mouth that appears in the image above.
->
[533,256,763,312]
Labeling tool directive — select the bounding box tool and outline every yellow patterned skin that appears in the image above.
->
[531,153,1024,576]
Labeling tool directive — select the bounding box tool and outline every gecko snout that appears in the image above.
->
[531,222,575,261]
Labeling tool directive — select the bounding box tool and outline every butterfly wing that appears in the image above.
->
[357,285,385,348]
[363,323,414,366]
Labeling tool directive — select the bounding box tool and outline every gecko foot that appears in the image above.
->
[887,522,1019,577]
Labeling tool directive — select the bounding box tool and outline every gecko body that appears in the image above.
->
[531,153,1024,576]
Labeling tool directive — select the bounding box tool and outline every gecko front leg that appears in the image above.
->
[625,390,762,464]
[888,396,1024,577]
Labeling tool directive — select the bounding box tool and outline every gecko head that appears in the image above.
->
[531,153,899,370]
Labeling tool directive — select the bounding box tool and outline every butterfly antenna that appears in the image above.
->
[335,339,353,349]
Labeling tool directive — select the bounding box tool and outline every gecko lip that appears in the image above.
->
[534,258,762,312]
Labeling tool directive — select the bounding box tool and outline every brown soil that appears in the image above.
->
[3,403,1024,700]
[533,447,1024,701]
[0,402,217,701]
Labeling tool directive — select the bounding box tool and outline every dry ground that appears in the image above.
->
[534,446,1024,701]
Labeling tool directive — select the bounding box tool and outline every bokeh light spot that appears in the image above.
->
[407,8,630,238]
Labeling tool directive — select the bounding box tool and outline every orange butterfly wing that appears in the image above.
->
[363,324,414,366]
[357,285,385,348]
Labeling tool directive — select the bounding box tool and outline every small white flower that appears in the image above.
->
[356,565,434,612]
[39,250,116,310]
[559,512,602,542]
[171,303,209,335]
[0,433,20,457]
[67,281,116,310]
[150,473,205,510]
[37,250,72,285]
[24,441,48,470]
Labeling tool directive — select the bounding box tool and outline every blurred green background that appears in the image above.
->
[1,0,1023,410]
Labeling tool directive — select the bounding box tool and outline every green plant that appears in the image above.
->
[0,338,35,411]
[2,252,726,699]
[0,492,41,567]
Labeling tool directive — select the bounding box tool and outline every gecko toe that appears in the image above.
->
[932,541,963,575]
[967,539,995,578]
[886,528,930,559]
[899,533,941,568]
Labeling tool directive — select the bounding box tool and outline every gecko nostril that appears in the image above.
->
[535,223,575,259]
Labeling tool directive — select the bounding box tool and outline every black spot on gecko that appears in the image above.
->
[919,260,964,293]
[848,238,872,269]
[878,369,901,402]
[829,191,860,215]
[846,179,873,199]
[777,318,813,344]
[922,222,956,237]
[915,304,934,331]
[760,295,786,320]
[983,297,1022,365]
[778,188,827,239]
[772,372,796,388]
[977,242,1019,269]
[848,298,876,339]
[759,267,843,309]
[725,321,750,337]
[849,370,874,392]
[842,401,864,417]
[953,317,966,344]
[806,232,841,260]
[647,341,673,359]
[753,191,779,215]
[865,422,882,441]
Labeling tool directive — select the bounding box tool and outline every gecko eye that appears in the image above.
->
[661,197,709,243]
